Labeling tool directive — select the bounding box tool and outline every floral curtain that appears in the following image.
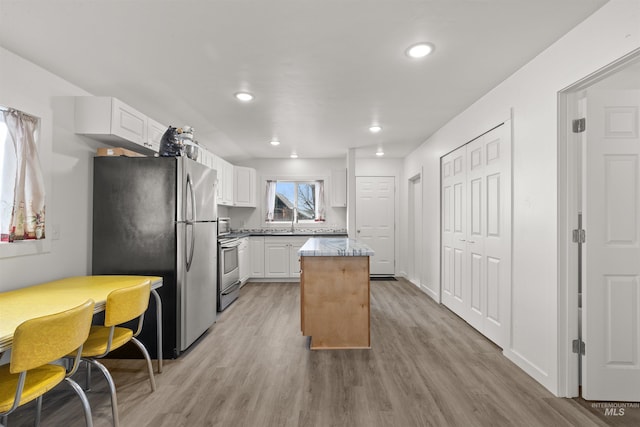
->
[0,108,45,241]
[265,180,277,221]
[314,180,325,221]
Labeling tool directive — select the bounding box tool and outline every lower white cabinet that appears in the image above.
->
[238,237,250,285]
[264,236,308,278]
[249,236,265,277]
[289,239,306,278]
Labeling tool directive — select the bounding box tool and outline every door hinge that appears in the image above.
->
[572,339,586,355]
[572,118,586,133]
[572,228,586,244]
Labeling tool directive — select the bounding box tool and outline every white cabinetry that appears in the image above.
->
[238,237,250,285]
[214,155,234,206]
[265,240,289,278]
[146,118,166,153]
[75,96,158,154]
[289,238,306,278]
[331,168,347,207]
[264,236,308,278]
[249,236,265,277]
[234,166,257,207]
[198,147,215,170]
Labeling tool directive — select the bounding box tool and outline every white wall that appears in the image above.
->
[401,0,640,395]
[0,47,110,291]
[231,157,347,231]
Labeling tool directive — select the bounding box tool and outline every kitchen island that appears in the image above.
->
[298,237,374,350]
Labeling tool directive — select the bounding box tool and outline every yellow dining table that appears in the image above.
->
[0,275,163,372]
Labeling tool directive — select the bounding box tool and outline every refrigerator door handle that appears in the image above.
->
[187,173,197,223]
[186,174,196,271]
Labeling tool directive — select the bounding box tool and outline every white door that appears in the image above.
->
[441,149,467,318]
[356,176,395,275]
[465,136,487,333]
[408,173,422,285]
[583,89,640,401]
[440,124,511,348]
[480,126,511,347]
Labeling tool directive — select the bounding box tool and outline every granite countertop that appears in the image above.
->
[229,228,348,238]
[298,237,375,257]
[224,232,251,239]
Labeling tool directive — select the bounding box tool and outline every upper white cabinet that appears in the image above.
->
[214,155,234,206]
[146,118,166,153]
[75,97,152,154]
[234,166,256,207]
[75,96,167,155]
[197,146,215,169]
[331,168,347,207]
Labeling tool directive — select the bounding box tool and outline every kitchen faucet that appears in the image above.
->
[291,207,297,233]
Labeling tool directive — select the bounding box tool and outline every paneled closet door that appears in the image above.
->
[465,136,487,333]
[481,125,511,348]
[441,123,511,349]
[441,148,467,319]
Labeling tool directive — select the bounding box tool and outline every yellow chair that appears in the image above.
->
[0,299,95,427]
[77,281,156,427]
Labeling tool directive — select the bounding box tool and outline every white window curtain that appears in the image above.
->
[265,180,277,221]
[314,180,325,221]
[0,108,45,241]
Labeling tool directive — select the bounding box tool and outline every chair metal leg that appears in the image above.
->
[85,360,92,391]
[131,337,157,392]
[64,378,93,427]
[86,360,119,427]
[151,288,163,373]
[34,395,42,426]
[1,414,7,427]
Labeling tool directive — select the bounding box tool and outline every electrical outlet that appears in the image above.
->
[51,224,60,240]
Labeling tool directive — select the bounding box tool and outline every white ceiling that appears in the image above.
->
[0,0,608,161]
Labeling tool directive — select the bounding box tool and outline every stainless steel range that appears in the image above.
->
[217,218,240,311]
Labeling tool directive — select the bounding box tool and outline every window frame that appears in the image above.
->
[263,175,327,226]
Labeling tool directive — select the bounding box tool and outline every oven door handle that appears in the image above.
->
[221,281,241,295]
[220,240,242,248]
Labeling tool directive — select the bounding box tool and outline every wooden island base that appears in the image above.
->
[300,256,370,349]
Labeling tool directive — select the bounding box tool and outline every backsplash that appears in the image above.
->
[238,227,347,234]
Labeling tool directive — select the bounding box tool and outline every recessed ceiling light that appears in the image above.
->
[270,139,280,146]
[290,153,298,159]
[234,92,254,102]
[406,42,435,59]
[376,148,384,157]
[369,125,382,133]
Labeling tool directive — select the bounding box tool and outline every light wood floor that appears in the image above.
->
[6,279,639,426]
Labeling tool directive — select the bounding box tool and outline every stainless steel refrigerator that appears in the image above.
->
[92,156,217,358]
